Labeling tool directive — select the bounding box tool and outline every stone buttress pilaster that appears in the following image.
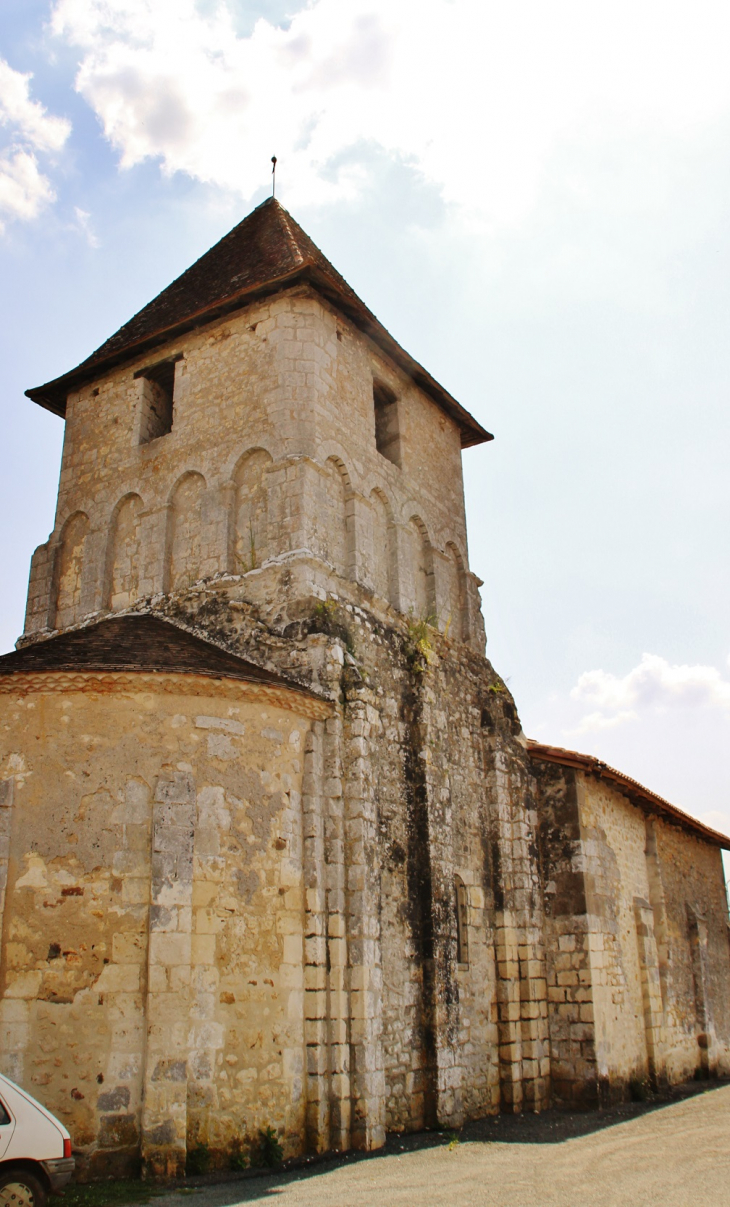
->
[410,683,466,1128]
[0,779,11,950]
[489,748,550,1112]
[302,720,330,1151]
[633,897,667,1087]
[687,905,717,1076]
[323,711,352,1150]
[0,778,23,1085]
[23,543,54,637]
[141,770,195,1178]
[343,685,385,1149]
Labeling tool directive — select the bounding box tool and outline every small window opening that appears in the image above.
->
[373,380,401,467]
[136,358,179,444]
[455,876,469,967]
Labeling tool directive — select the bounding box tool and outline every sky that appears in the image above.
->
[1,0,729,864]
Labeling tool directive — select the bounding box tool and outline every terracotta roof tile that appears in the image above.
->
[528,739,730,849]
[25,198,491,448]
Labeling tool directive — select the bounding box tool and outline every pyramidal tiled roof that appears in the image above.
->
[26,198,491,447]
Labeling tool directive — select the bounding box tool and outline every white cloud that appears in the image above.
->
[0,59,70,152]
[0,148,56,232]
[566,708,638,737]
[572,653,730,712]
[567,652,730,735]
[50,0,730,223]
[0,58,71,231]
[72,205,100,247]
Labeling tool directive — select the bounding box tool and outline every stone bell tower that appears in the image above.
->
[22,196,491,652]
[2,198,553,1178]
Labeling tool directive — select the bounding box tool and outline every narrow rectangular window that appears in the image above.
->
[373,380,401,467]
[136,357,180,444]
[456,876,469,967]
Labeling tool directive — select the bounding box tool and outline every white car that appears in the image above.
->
[0,1073,74,1207]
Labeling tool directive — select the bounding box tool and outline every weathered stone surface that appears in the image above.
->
[1,200,728,1180]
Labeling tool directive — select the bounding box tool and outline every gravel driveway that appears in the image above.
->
[152,1083,730,1207]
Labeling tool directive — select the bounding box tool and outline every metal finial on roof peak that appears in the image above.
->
[271,156,277,198]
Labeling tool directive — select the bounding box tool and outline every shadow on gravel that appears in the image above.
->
[168,1078,730,1205]
[454,1077,730,1146]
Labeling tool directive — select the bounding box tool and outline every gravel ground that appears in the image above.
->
[147,1081,730,1207]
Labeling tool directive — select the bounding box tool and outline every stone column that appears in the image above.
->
[200,483,228,581]
[81,526,108,617]
[139,505,171,599]
[343,686,385,1150]
[221,481,237,575]
[392,523,412,615]
[141,770,195,1179]
[347,492,370,587]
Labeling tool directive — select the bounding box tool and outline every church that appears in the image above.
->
[0,198,728,1180]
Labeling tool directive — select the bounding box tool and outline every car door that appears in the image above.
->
[0,1095,15,1159]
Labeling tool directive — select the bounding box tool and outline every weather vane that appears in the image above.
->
[271,156,277,199]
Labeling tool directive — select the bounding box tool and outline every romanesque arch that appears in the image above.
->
[407,515,435,619]
[167,472,206,592]
[369,488,397,607]
[231,449,273,573]
[444,541,468,642]
[106,493,143,611]
[321,456,354,579]
[53,511,90,630]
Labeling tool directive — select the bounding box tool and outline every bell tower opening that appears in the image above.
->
[373,379,401,467]
[135,357,179,444]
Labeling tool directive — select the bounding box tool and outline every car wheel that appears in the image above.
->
[0,1170,48,1207]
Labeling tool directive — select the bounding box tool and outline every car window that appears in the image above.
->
[0,1100,11,1126]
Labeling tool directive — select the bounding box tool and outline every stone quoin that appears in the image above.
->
[1,198,728,1180]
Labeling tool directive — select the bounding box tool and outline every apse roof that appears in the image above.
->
[0,613,323,701]
[25,197,492,449]
[528,739,730,850]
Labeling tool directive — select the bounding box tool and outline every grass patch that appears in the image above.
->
[61,1179,163,1207]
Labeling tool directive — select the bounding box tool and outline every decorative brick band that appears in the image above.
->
[0,670,333,720]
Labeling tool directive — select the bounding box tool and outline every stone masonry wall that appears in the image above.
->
[146,566,549,1130]
[23,287,483,654]
[12,232,729,1180]
[1,557,554,1176]
[536,762,598,1108]
[0,675,326,1178]
[576,776,650,1096]
[651,817,730,1082]
[536,758,730,1105]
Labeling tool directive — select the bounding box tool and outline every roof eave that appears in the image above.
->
[25,264,493,448]
[528,741,730,850]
